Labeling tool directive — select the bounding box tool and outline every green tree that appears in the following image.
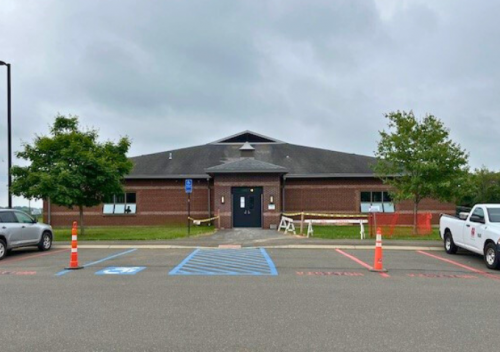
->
[11,115,133,235]
[374,111,469,233]
[459,167,500,206]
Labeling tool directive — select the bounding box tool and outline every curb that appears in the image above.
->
[53,244,443,251]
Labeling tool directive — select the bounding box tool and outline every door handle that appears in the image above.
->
[466,224,470,227]
[22,226,26,228]
[1,226,6,229]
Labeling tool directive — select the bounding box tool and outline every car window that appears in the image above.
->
[0,212,18,223]
[471,207,485,222]
[487,208,500,223]
[15,212,35,224]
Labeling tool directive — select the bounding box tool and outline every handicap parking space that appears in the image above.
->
[56,248,195,278]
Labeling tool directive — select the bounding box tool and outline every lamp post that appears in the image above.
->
[0,61,12,209]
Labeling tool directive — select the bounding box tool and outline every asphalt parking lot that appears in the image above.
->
[1,246,499,352]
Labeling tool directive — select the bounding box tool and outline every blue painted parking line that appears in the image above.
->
[56,249,138,276]
[169,248,278,276]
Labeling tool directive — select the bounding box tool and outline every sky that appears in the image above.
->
[1,0,499,208]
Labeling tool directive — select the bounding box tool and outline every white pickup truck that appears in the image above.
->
[440,204,500,269]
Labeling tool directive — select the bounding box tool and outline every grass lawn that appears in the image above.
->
[53,224,215,241]
[309,225,441,241]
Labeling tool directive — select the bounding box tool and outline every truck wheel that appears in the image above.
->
[38,232,52,251]
[444,232,458,254]
[0,239,6,260]
[484,243,500,270]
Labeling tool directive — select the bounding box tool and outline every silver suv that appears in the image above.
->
[0,209,53,260]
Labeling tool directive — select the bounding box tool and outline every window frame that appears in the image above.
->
[360,191,395,213]
[103,192,137,215]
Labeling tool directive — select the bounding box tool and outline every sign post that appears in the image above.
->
[185,179,193,236]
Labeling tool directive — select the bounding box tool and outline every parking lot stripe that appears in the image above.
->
[260,248,278,275]
[169,249,201,275]
[335,249,390,277]
[169,248,277,276]
[56,248,138,276]
[417,251,500,281]
[0,249,69,265]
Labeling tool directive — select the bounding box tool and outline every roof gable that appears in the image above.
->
[210,130,283,144]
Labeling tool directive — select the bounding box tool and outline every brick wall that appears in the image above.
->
[284,178,455,224]
[43,176,455,227]
[213,174,281,229]
[284,178,388,214]
[43,178,212,227]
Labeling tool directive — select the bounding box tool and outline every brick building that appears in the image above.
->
[44,131,454,228]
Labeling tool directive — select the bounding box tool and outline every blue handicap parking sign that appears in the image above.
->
[185,179,193,193]
[95,267,146,275]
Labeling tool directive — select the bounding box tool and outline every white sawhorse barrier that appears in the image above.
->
[306,219,367,239]
[278,216,296,235]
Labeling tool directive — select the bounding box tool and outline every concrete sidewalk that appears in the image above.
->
[53,228,443,250]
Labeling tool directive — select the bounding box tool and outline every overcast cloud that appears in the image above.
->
[1,0,499,207]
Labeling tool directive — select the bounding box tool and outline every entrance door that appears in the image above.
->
[232,187,262,228]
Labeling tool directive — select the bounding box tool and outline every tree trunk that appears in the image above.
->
[79,205,85,236]
[413,200,419,235]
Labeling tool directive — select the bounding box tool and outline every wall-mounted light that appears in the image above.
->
[221,196,225,204]
[270,195,274,204]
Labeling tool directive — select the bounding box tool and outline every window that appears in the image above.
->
[487,208,500,223]
[0,211,18,223]
[471,207,485,222]
[15,212,35,223]
[103,192,137,215]
[360,191,395,213]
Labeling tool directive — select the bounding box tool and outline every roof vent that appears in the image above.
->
[169,152,172,160]
[240,142,255,158]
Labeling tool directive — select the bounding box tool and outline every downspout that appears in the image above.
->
[207,177,211,223]
[282,175,286,214]
[48,197,51,225]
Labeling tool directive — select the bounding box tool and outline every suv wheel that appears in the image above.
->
[38,232,52,251]
[0,239,6,260]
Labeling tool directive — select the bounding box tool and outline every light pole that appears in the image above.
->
[0,61,12,209]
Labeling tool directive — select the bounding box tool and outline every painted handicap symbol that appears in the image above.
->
[95,267,146,275]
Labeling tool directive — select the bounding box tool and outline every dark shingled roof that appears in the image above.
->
[205,158,287,174]
[127,131,376,179]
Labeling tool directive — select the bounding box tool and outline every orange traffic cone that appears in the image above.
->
[370,227,387,272]
[65,221,83,270]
